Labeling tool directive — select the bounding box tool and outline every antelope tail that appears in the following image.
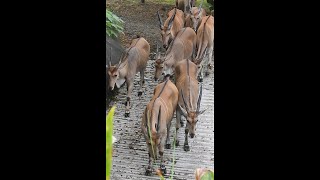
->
[197,40,208,63]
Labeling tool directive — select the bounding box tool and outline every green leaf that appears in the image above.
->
[106,106,116,180]
[106,9,124,37]
[200,170,214,180]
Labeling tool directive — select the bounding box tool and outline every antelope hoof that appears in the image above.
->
[184,144,190,151]
[175,140,180,146]
[125,111,130,117]
[198,77,203,82]
[165,143,171,149]
[160,165,167,175]
[138,91,142,96]
[145,167,152,176]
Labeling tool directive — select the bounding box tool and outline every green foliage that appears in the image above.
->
[106,10,124,38]
[106,106,116,180]
[196,0,213,12]
[201,170,214,180]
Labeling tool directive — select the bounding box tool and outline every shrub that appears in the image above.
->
[106,10,124,38]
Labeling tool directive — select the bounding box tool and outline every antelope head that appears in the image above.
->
[178,84,206,138]
[107,49,125,90]
[162,48,177,76]
[158,8,177,49]
[154,43,165,81]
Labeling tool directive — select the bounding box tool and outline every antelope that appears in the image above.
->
[141,78,178,176]
[184,0,207,31]
[154,44,164,81]
[154,27,196,79]
[157,7,185,49]
[175,59,206,151]
[193,15,214,82]
[107,36,150,117]
[176,0,196,12]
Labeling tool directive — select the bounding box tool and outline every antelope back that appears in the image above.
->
[124,37,150,73]
[197,16,214,43]
[175,59,198,81]
[162,27,196,75]
[163,8,185,37]
[148,80,179,126]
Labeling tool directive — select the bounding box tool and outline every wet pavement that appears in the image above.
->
[108,53,214,180]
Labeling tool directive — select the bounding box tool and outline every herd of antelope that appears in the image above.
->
[107,0,214,176]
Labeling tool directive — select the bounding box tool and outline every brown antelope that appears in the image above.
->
[154,44,164,81]
[154,27,196,79]
[175,59,206,151]
[184,0,207,31]
[157,7,185,49]
[141,78,178,176]
[194,15,214,82]
[107,36,150,117]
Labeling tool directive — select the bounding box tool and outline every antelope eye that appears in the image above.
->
[114,74,117,77]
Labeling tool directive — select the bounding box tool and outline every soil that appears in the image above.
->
[107,0,175,52]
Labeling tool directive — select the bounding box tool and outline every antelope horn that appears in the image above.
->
[117,51,126,68]
[197,0,204,17]
[156,43,159,53]
[180,89,189,113]
[199,0,204,9]
[156,43,162,59]
[109,47,112,67]
[196,83,203,113]
[157,10,164,29]
[168,8,177,29]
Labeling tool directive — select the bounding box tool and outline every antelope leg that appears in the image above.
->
[138,70,144,96]
[159,142,166,175]
[184,128,190,151]
[145,153,154,176]
[125,80,134,116]
[208,46,214,72]
[165,123,171,149]
[175,109,181,146]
